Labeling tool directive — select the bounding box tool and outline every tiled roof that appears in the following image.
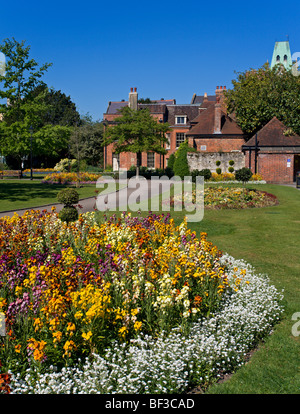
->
[187,104,244,136]
[166,105,202,126]
[105,99,176,115]
[244,117,300,147]
[191,94,216,104]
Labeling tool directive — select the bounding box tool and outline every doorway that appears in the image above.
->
[293,155,300,181]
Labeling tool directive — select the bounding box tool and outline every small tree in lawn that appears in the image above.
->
[103,107,170,177]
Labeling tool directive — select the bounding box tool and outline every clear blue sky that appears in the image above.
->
[1,0,299,121]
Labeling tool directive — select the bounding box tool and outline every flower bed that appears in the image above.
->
[169,187,278,210]
[208,172,264,182]
[0,211,283,394]
[42,172,101,185]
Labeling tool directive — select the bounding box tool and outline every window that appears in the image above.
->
[200,145,207,151]
[176,133,186,148]
[175,116,187,125]
[166,133,170,150]
[284,54,288,61]
[276,55,280,62]
[147,152,155,168]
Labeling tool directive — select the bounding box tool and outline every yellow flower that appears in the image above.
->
[118,326,128,338]
[82,331,92,341]
[15,344,21,353]
[52,331,63,344]
[134,321,142,331]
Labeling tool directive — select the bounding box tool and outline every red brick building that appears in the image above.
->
[243,117,300,183]
[103,86,246,171]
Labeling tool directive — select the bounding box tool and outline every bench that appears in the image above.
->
[0,170,22,179]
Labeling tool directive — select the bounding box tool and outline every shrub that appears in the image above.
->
[216,160,221,166]
[235,167,253,184]
[173,141,190,179]
[58,206,79,224]
[191,168,211,182]
[57,188,80,206]
[167,153,176,172]
[54,158,77,172]
[229,160,235,166]
[216,168,222,175]
[228,166,234,173]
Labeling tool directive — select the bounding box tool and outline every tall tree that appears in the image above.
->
[0,38,71,168]
[69,114,104,168]
[103,106,169,176]
[224,63,300,136]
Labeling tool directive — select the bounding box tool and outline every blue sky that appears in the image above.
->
[1,0,300,121]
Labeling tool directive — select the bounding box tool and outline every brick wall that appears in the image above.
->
[244,150,295,183]
[189,138,245,153]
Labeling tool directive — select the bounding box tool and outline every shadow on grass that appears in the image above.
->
[0,181,68,202]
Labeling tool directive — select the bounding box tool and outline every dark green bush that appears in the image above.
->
[216,160,221,166]
[235,167,253,183]
[228,166,234,173]
[57,188,79,206]
[191,168,211,182]
[229,160,235,166]
[216,168,222,175]
[58,206,79,224]
[173,142,190,179]
[167,153,176,171]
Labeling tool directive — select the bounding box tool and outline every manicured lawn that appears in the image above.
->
[0,179,99,212]
[196,184,300,393]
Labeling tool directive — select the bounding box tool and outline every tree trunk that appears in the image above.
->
[136,151,141,178]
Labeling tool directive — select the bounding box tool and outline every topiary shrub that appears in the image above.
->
[216,168,222,175]
[229,160,235,166]
[235,167,253,184]
[57,188,79,206]
[216,160,221,166]
[58,206,79,224]
[167,153,176,172]
[57,188,80,224]
[173,141,190,179]
[228,166,234,173]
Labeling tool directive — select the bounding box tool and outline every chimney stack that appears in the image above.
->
[129,87,138,110]
[214,95,221,134]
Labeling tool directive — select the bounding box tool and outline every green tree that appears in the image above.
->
[27,83,81,127]
[103,106,170,176]
[225,63,300,136]
[173,141,190,179]
[69,114,104,167]
[0,38,71,168]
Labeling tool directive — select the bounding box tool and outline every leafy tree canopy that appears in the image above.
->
[0,38,72,162]
[224,63,300,136]
[103,106,169,155]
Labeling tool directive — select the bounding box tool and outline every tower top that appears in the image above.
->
[270,41,292,70]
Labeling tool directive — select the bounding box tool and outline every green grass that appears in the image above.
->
[199,184,300,394]
[0,179,99,212]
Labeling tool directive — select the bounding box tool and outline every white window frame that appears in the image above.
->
[176,133,186,148]
[175,115,187,125]
[147,152,155,168]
